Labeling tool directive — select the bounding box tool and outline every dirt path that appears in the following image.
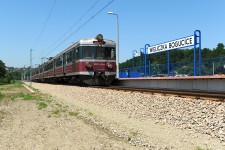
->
[0,85,136,150]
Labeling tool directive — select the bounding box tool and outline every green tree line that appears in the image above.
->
[0,60,19,84]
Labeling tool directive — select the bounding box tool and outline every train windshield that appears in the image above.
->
[82,46,95,59]
[95,47,116,60]
[104,47,115,60]
[81,46,116,60]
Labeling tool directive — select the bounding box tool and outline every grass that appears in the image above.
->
[196,146,212,150]
[0,110,5,120]
[68,111,80,116]
[0,82,90,121]
[88,111,94,116]
[51,109,61,115]
[10,93,34,100]
[55,103,62,107]
[0,92,5,100]
[0,81,50,120]
[10,81,24,89]
[0,81,24,91]
[0,82,35,101]
[51,106,68,115]
[37,101,48,110]
[129,130,138,137]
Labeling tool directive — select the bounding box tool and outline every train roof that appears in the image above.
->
[54,37,115,59]
[38,36,115,68]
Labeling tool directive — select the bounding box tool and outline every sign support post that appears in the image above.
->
[144,44,150,76]
[167,51,170,76]
[148,54,150,76]
[194,30,201,76]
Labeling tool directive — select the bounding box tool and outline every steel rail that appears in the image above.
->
[92,86,225,101]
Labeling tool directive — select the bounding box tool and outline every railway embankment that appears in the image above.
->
[26,82,225,149]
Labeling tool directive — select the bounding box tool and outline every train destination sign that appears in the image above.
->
[147,35,195,54]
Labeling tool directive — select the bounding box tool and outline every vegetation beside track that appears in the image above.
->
[0,81,51,112]
[0,81,89,119]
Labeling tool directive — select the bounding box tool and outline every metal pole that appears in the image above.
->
[144,48,146,76]
[213,62,214,75]
[132,50,134,71]
[116,14,119,78]
[23,66,26,81]
[132,50,137,71]
[197,30,202,76]
[30,49,32,86]
[167,50,170,76]
[148,55,150,76]
[140,49,141,69]
[140,48,144,75]
[194,30,201,76]
[194,33,196,76]
[21,68,23,81]
[144,44,150,76]
[107,12,119,78]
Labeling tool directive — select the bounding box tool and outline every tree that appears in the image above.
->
[213,43,225,57]
[202,48,212,59]
[0,60,6,77]
[216,43,225,51]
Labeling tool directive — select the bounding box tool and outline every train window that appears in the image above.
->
[49,62,53,70]
[82,46,94,59]
[75,47,80,60]
[56,56,63,67]
[111,49,115,59]
[66,51,72,64]
[105,47,116,60]
[95,47,104,59]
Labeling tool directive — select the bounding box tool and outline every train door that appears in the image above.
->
[63,53,66,74]
[72,48,76,72]
[72,47,79,73]
[53,59,55,77]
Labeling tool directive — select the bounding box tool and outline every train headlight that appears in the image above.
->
[106,62,113,69]
[85,62,93,69]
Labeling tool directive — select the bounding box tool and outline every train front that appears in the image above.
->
[78,34,116,85]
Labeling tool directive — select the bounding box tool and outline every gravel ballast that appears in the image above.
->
[28,82,225,149]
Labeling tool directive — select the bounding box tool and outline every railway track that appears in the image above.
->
[92,86,225,101]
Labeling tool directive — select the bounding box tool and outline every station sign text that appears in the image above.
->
[147,35,195,54]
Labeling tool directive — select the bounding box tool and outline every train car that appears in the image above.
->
[32,34,116,85]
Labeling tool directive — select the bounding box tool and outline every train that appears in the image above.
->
[31,34,116,85]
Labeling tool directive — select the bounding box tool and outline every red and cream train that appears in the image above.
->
[31,34,116,85]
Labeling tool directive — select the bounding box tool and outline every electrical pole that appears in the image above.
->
[30,49,33,86]
[23,65,25,81]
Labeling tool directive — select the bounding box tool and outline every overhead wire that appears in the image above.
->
[38,0,100,58]
[43,0,115,58]
[32,0,57,49]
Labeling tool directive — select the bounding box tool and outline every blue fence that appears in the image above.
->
[119,57,225,78]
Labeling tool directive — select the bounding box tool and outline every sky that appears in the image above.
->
[0,0,225,68]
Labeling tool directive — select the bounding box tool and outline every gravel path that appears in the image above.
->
[28,82,225,149]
